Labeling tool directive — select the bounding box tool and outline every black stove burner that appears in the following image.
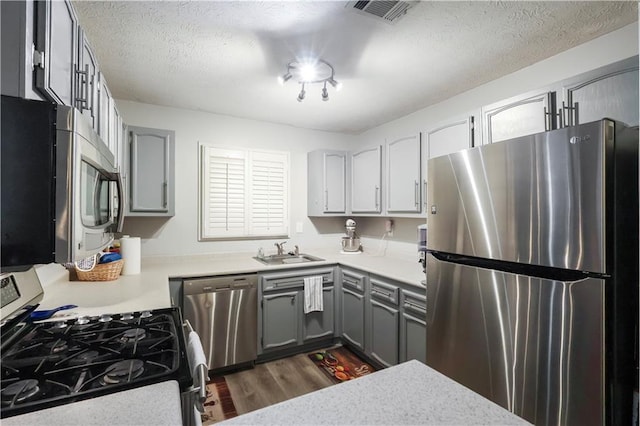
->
[0,307,192,419]
[102,360,144,385]
[44,340,68,354]
[1,380,40,405]
[70,350,100,365]
[121,328,146,343]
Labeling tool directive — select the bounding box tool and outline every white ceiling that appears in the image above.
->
[72,1,637,134]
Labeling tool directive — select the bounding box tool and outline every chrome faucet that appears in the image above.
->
[275,241,287,255]
[294,245,299,256]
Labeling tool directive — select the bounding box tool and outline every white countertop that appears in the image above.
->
[222,360,530,425]
[22,251,528,425]
[1,380,183,426]
[35,249,426,318]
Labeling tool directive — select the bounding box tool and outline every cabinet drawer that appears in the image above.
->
[262,267,334,292]
[402,290,426,317]
[370,279,399,306]
[342,269,365,293]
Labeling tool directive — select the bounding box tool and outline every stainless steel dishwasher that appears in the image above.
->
[182,274,258,370]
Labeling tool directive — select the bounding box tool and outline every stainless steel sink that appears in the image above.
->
[253,253,324,265]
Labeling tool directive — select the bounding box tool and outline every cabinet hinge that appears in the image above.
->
[32,45,45,69]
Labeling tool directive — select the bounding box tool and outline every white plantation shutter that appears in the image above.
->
[200,145,289,239]
[249,151,288,236]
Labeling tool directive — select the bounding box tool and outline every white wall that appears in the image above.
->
[117,102,354,257]
[355,23,638,146]
[118,22,638,258]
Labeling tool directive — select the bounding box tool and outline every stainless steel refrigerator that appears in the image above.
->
[425,119,638,425]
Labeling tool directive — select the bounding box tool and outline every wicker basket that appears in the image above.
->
[76,259,124,281]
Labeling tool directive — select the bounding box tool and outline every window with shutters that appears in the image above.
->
[199,145,289,239]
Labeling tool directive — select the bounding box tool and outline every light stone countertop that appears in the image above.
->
[34,248,426,318]
[1,380,183,426]
[23,252,528,425]
[221,360,531,425]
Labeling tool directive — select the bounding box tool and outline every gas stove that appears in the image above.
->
[0,271,192,419]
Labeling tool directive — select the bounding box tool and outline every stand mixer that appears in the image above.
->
[341,219,362,253]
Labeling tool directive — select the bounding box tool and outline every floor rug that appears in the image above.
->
[307,346,376,384]
[201,376,238,425]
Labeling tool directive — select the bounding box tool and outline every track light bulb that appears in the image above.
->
[278,73,292,85]
[297,84,306,102]
[328,78,343,92]
[322,86,329,101]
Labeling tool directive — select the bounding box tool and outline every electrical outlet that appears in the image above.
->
[385,219,394,234]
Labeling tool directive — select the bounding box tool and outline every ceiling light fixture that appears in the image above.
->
[279,58,340,102]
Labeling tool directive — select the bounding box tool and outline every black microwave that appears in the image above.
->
[1,95,124,270]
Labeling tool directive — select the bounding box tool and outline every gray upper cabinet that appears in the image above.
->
[351,146,382,213]
[98,72,113,150]
[425,116,475,159]
[386,134,421,214]
[33,0,77,106]
[77,29,99,131]
[1,1,43,101]
[307,150,347,216]
[422,116,475,211]
[482,90,555,145]
[560,56,638,128]
[126,126,175,216]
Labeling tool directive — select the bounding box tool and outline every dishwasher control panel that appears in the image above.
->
[183,274,258,295]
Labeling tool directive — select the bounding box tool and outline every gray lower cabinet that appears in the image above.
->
[262,290,301,351]
[303,286,335,340]
[340,269,366,351]
[399,289,426,363]
[367,278,400,368]
[126,125,175,216]
[260,267,336,354]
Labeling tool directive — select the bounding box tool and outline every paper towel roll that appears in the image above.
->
[120,236,141,275]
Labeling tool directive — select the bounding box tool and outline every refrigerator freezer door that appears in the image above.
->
[425,255,604,425]
[426,119,611,274]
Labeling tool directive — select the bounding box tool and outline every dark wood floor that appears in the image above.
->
[223,352,335,415]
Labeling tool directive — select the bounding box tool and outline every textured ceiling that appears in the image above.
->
[72,1,637,134]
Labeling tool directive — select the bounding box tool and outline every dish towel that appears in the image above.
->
[187,331,207,378]
[304,276,324,314]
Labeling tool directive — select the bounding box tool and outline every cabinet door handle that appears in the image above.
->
[404,302,426,313]
[372,289,392,299]
[324,190,328,211]
[163,181,168,208]
[75,64,89,110]
[414,180,419,207]
[423,180,428,208]
[290,295,295,304]
[374,186,379,210]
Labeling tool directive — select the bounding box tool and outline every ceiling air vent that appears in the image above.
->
[346,1,417,24]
